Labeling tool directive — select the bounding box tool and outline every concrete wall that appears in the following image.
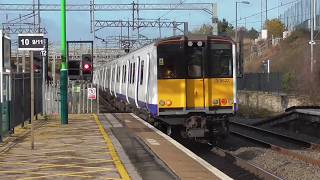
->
[238,91,319,112]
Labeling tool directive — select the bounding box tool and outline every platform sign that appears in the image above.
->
[87,88,96,100]
[18,34,44,51]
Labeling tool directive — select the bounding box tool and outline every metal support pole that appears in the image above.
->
[16,51,19,73]
[173,21,176,36]
[30,51,35,150]
[235,2,238,42]
[97,77,100,115]
[22,51,26,73]
[313,0,317,66]
[212,3,218,35]
[261,0,263,30]
[90,84,93,113]
[265,0,267,21]
[82,83,85,113]
[71,82,74,113]
[60,0,68,124]
[86,83,89,113]
[77,83,80,114]
[42,54,46,115]
[184,22,188,35]
[52,53,56,82]
[311,0,315,73]
[38,0,41,32]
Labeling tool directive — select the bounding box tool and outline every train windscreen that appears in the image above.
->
[157,44,186,79]
[186,46,203,78]
[206,43,233,78]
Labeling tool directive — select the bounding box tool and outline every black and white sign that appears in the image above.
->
[18,34,44,51]
[87,88,97,100]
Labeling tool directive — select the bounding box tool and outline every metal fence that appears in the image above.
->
[0,73,43,138]
[279,0,320,31]
[44,81,98,115]
[237,73,284,93]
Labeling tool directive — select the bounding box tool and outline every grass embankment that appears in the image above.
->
[244,30,320,99]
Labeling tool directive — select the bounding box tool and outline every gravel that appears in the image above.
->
[229,147,320,180]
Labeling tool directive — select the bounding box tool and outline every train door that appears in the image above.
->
[186,45,205,110]
[134,57,140,108]
[125,60,130,103]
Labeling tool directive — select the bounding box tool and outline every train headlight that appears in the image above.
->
[197,41,203,47]
[159,100,165,106]
[220,98,227,105]
[166,100,172,106]
[212,99,219,105]
[188,41,193,47]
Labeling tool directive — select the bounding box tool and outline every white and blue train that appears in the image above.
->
[94,35,241,140]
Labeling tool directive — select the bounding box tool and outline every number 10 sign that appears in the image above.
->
[18,34,44,51]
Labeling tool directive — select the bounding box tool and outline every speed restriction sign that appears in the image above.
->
[87,88,96,100]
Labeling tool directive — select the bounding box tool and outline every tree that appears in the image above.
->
[190,19,234,36]
[247,27,259,39]
[191,24,213,35]
[218,18,234,34]
[265,19,285,38]
[238,27,248,39]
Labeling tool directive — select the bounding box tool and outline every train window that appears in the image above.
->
[117,66,120,82]
[140,60,144,85]
[122,65,124,83]
[133,63,136,83]
[186,46,203,78]
[206,43,233,78]
[123,65,127,83]
[157,44,185,79]
[129,63,132,84]
[112,67,115,82]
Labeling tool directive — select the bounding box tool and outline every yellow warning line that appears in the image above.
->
[93,114,131,180]
[17,169,109,180]
[0,161,114,170]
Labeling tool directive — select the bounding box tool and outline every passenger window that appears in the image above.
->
[116,66,120,83]
[112,67,115,82]
[129,63,132,84]
[140,60,144,85]
[124,65,127,83]
[133,63,136,83]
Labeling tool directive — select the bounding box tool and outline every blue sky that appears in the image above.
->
[0,0,296,43]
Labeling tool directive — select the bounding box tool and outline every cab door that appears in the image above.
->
[186,46,205,109]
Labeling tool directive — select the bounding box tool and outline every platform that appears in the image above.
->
[0,114,231,180]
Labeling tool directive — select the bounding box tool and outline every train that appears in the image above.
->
[93,34,242,142]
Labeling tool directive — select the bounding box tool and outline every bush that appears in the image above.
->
[282,72,294,92]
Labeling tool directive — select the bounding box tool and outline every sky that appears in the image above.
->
[0,0,297,44]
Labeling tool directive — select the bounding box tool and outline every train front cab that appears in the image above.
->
[156,36,237,139]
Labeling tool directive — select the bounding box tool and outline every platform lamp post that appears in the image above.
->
[235,1,250,42]
[60,0,68,124]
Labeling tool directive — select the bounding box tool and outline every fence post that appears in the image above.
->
[77,83,80,114]
[90,83,93,113]
[71,82,74,114]
[97,82,100,114]
[86,83,89,114]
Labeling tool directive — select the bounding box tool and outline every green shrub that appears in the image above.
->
[282,72,294,92]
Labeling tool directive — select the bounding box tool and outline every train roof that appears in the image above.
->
[102,35,234,64]
[155,34,234,45]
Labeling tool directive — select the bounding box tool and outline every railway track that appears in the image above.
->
[211,146,282,180]
[230,121,320,167]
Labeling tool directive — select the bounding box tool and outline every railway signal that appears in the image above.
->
[68,60,81,80]
[82,54,93,81]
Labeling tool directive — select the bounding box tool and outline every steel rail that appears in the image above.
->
[230,122,320,167]
[213,146,283,180]
[230,121,320,150]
